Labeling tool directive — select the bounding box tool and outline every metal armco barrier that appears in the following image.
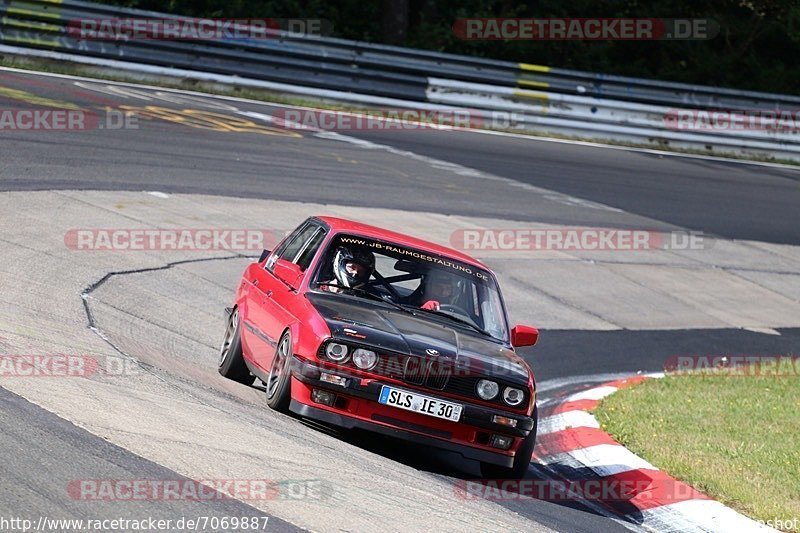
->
[2,0,800,161]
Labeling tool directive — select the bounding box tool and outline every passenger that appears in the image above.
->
[414,270,460,311]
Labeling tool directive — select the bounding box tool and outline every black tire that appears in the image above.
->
[265,330,293,413]
[218,307,255,385]
[480,406,538,479]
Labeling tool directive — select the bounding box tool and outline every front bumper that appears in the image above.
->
[288,357,536,467]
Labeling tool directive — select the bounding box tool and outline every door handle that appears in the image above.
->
[266,290,273,298]
[252,279,259,287]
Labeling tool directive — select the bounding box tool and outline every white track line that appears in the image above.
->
[565,385,619,402]
[538,410,599,435]
[1,60,799,171]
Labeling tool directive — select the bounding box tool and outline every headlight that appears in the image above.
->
[503,387,525,406]
[476,379,499,400]
[325,342,349,363]
[352,348,378,370]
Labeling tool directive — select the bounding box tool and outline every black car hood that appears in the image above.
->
[307,292,531,386]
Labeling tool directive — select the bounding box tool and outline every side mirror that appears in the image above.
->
[259,249,272,263]
[511,325,539,348]
[273,259,304,290]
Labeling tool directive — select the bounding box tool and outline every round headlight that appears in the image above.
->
[325,343,349,363]
[476,379,499,400]
[503,387,525,406]
[352,348,378,370]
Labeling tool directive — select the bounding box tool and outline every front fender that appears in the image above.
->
[288,298,332,359]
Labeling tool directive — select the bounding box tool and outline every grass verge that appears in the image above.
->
[0,55,355,111]
[594,374,800,529]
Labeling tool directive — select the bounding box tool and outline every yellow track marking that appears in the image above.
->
[117,106,303,137]
[0,86,80,109]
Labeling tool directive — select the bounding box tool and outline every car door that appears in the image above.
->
[239,225,303,371]
[246,221,327,372]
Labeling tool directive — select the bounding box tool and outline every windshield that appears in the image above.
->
[312,233,509,342]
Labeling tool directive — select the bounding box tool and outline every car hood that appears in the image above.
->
[307,292,531,386]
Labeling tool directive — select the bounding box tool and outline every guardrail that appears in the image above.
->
[2,0,800,161]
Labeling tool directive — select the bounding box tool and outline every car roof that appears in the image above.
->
[317,216,489,271]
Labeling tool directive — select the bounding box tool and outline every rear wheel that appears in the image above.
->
[265,331,293,412]
[480,406,538,479]
[218,307,255,385]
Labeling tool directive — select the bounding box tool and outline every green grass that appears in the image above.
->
[1,54,798,166]
[595,374,800,528]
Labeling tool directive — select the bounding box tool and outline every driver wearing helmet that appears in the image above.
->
[416,269,460,311]
[320,246,376,293]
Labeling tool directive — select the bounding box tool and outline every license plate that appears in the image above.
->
[378,386,463,422]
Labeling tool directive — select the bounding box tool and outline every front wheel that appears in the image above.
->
[218,308,255,385]
[480,406,538,479]
[265,331,293,412]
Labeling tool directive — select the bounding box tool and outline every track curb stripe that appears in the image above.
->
[550,398,600,414]
[538,410,599,435]
[535,426,619,455]
[533,376,775,531]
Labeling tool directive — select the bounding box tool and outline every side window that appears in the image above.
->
[270,224,326,273]
[295,228,326,271]
[266,223,313,272]
[279,225,317,262]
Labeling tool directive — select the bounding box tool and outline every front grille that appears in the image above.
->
[373,356,404,379]
[403,356,427,385]
[425,360,452,390]
[444,375,479,397]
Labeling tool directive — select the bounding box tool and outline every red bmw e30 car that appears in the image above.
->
[218,216,539,478]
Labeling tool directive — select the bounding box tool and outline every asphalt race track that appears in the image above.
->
[1,67,799,532]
